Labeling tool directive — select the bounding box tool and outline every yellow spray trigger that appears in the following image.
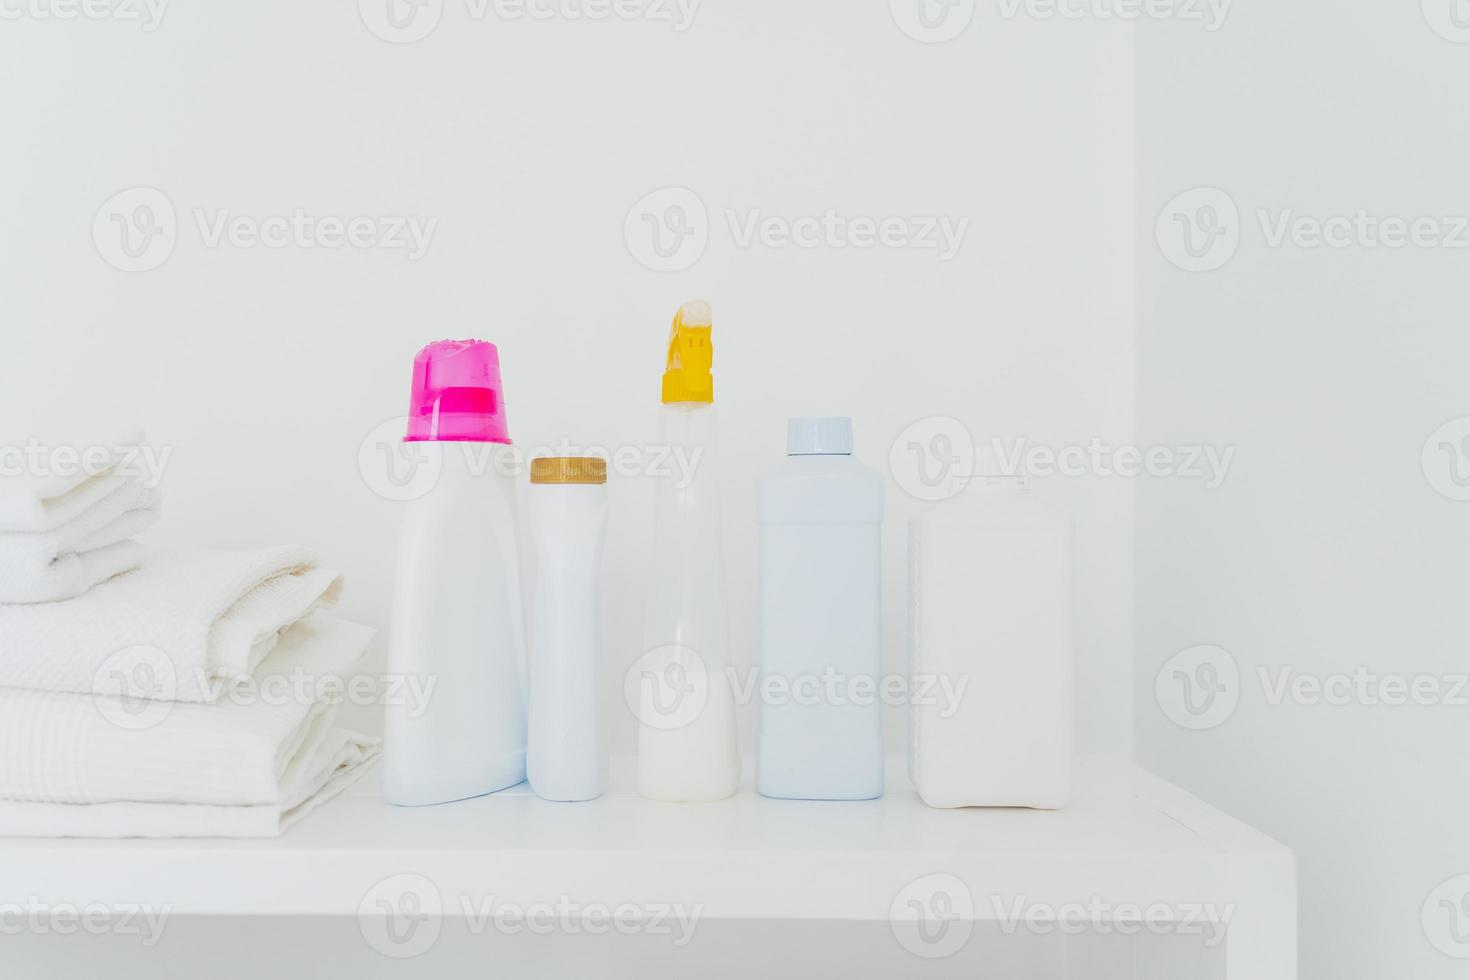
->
[660,300,714,404]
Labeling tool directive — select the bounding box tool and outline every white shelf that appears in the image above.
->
[3,755,1295,978]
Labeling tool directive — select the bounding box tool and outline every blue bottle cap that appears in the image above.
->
[786,417,854,456]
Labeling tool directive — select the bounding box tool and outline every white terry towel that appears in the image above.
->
[0,730,379,839]
[0,547,342,701]
[0,428,163,603]
[0,427,156,532]
[0,475,161,604]
[0,614,373,804]
[0,616,381,838]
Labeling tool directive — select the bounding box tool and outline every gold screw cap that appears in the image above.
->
[529,456,607,485]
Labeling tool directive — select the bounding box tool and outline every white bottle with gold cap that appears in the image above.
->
[526,456,609,802]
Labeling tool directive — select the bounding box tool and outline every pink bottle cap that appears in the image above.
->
[404,339,512,443]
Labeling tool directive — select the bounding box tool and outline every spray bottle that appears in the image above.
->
[634,301,741,802]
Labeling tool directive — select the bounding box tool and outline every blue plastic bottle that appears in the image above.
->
[756,417,885,800]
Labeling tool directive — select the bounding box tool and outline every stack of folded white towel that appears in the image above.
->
[0,430,161,604]
[0,433,381,838]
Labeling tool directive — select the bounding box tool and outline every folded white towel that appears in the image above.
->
[0,547,342,701]
[0,615,374,806]
[0,730,380,838]
[0,475,161,604]
[0,428,154,532]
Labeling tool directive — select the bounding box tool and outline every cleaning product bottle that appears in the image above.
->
[526,456,609,802]
[382,339,528,806]
[757,417,884,800]
[635,300,741,802]
[908,475,1074,808]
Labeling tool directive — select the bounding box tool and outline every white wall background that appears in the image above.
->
[1136,2,1470,977]
[0,1,1135,754]
[21,2,1469,976]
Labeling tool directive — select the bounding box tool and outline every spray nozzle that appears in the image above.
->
[661,300,714,404]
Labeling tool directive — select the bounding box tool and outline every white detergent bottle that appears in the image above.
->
[382,339,528,806]
[757,417,884,800]
[526,456,609,802]
[635,300,740,802]
[908,475,1074,809]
